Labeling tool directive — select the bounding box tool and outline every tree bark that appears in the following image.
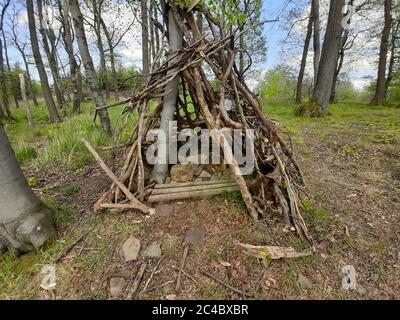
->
[0,125,56,254]
[296,9,313,104]
[0,0,11,118]
[19,74,35,129]
[99,16,119,101]
[91,0,107,96]
[371,0,392,105]
[59,0,82,113]
[141,0,150,81]
[312,0,320,86]
[37,0,65,111]
[70,0,111,135]
[27,0,60,123]
[385,20,399,98]
[152,5,182,183]
[2,29,20,109]
[312,0,345,115]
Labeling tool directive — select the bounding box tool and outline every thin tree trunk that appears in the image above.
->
[37,0,64,111]
[312,0,320,86]
[2,29,20,109]
[0,124,56,254]
[70,0,111,135]
[385,20,399,98]
[153,5,183,183]
[371,0,392,105]
[19,74,35,129]
[59,0,82,113]
[92,0,107,97]
[141,0,150,82]
[296,9,313,104]
[312,0,345,115]
[27,0,60,123]
[99,17,119,101]
[0,33,10,118]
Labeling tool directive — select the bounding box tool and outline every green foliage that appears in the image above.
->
[61,185,80,197]
[15,146,38,164]
[258,65,297,102]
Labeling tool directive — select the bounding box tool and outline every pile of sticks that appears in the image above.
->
[90,7,312,246]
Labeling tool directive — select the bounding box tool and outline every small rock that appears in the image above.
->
[194,166,204,177]
[122,236,141,262]
[165,177,171,184]
[171,164,197,182]
[142,241,162,259]
[110,277,127,298]
[185,226,206,245]
[298,274,313,290]
[166,294,177,300]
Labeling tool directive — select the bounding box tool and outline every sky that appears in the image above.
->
[5,0,381,91]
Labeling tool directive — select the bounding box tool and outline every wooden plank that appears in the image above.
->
[148,186,239,203]
[155,179,233,189]
[151,182,237,196]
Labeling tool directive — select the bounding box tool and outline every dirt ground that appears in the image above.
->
[1,105,399,300]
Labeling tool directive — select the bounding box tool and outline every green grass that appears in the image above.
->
[4,99,134,170]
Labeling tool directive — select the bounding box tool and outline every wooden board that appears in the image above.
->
[148,179,239,203]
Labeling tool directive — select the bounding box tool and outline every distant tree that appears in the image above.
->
[259,65,298,102]
[26,0,60,123]
[311,0,345,115]
[70,0,111,135]
[371,0,393,105]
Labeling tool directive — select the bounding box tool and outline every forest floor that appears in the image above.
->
[0,101,399,300]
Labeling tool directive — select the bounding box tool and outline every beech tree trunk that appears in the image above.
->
[312,0,345,115]
[70,0,111,135]
[296,8,313,104]
[27,0,60,123]
[153,5,183,183]
[371,0,392,105]
[0,125,56,254]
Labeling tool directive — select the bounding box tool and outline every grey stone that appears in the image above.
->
[110,277,127,298]
[142,241,162,259]
[210,173,223,181]
[298,274,313,290]
[185,226,206,245]
[122,236,141,262]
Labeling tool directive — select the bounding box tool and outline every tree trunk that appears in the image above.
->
[59,0,82,113]
[70,0,111,135]
[92,0,107,96]
[152,5,183,183]
[37,0,64,111]
[19,74,35,129]
[312,0,345,115]
[371,0,392,105]
[99,17,119,101]
[296,9,313,104]
[0,33,11,118]
[0,125,56,254]
[2,29,20,109]
[312,0,320,86]
[27,0,60,123]
[385,20,399,98]
[141,0,150,82]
